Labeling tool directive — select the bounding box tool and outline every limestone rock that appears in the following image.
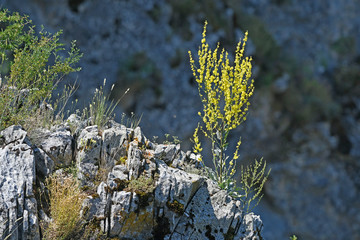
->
[0,122,264,240]
[126,141,145,179]
[33,147,54,177]
[0,126,40,240]
[101,124,130,170]
[0,125,27,147]
[154,144,180,164]
[82,136,263,240]
[76,125,102,188]
[38,126,74,167]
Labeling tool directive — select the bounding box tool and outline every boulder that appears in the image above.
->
[37,126,74,168]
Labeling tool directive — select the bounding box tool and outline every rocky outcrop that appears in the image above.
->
[0,122,263,239]
[0,126,40,240]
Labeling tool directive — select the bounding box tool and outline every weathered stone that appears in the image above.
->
[0,126,40,240]
[0,125,27,147]
[153,143,180,164]
[154,160,205,231]
[33,147,54,177]
[1,121,264,240]
[126,142,144,179]
[3,2,360,238]
[133,126,147,146]
[101,124,129,170]
[108,191,154,239]
[81,140,263,239]
[38,126,74,167]
[109,165,129,181]
[77,125,102,187]
[235,213,264,240]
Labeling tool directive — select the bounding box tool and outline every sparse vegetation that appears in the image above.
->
[120,111,143,129]
[290,235,298,240]
[42,173,86,240]
[239,158,270,213]
[126,174,157,194]
[163,133,181,145]
[0,9,82,131]
[82,78,128,129]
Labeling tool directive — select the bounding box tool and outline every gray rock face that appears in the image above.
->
[76,125,103,188]
[258,122,360,240]
[240,0,360,73]
[0,126,40,240]
[37,126,74,168]
[82,126,263,240]
[101,123,130,170]
[0,122,263,239]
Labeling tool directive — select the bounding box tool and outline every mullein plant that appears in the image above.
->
[189,21,270,212]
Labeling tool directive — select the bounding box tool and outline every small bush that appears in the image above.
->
[0,9,82,131]
[42,173,86,240]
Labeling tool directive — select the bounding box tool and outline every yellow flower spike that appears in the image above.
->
[189,21,256,195]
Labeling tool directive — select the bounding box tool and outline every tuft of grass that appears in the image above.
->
[42,173,86,240]
[1,217,24,240]
[120,111,142,129]
[82,79,129,129]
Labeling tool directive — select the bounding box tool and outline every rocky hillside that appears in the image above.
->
[3,1,360,239]
[0,121,263,239]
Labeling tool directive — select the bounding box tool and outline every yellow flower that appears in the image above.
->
[189,21,255,192]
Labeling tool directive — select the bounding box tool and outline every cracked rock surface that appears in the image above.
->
[0,122,263,239]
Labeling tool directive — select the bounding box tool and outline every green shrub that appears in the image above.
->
[0,9,82,131]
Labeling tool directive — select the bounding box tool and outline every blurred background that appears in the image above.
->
[2,0,360,239]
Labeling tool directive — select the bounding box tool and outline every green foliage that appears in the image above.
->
[189,21,270,210]
[52,83,79,122]
[290,235,298,240]
[0,9,82,131]
[82,79,128,129]
[116,156,127,165]
[163,133,181,145]
[239,158,270,213]
[126,174,156,194]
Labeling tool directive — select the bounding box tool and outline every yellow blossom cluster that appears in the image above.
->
[189,21,254,135]
[189,21,255,194]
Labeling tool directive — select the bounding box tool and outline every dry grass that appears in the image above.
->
[42,173,86,240]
